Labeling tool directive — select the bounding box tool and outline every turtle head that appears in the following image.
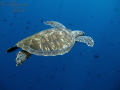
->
[72,30,85,38]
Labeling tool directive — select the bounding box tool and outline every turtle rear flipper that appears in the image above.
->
[6,46,19,53]
[16,50,32,66]
[75,36,94,47]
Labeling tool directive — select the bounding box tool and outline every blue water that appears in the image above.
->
[0,0,120,90]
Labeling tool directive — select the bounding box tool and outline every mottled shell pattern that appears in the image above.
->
[16,28,75,56]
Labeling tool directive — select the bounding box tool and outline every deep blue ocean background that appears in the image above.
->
[0,0,120,90]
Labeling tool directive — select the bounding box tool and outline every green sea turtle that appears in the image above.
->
[6,21,94,66]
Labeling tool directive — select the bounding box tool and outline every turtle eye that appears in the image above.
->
[82,32,85,35]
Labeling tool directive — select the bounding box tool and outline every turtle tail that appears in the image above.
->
[16,50,32,66]
[6,46,19,53]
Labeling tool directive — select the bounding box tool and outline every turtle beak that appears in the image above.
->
[82,32,85,35]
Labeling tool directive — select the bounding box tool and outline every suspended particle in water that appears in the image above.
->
[9,23,13,25]
[110,21,114,23]
[115,8,118,11]
[55,68,58,71]
[3,19,7,22]
[90,16,94,18]
[35,25,38,27]
[94,55,99,58]
[50,76,54,79]
[40,20,43,23]
[27,22,31,24]
[69,23,72,26]
[98,74,102,77]
[25,27,29,29]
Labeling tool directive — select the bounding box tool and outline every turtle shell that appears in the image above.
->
[16,28,75,56]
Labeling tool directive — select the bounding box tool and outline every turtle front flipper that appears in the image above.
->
[44,21,66,29]
[75,36,94,47]
[6,46,19,53]
[16,50,32,66]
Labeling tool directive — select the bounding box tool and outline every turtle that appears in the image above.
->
[6,21,94,66]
